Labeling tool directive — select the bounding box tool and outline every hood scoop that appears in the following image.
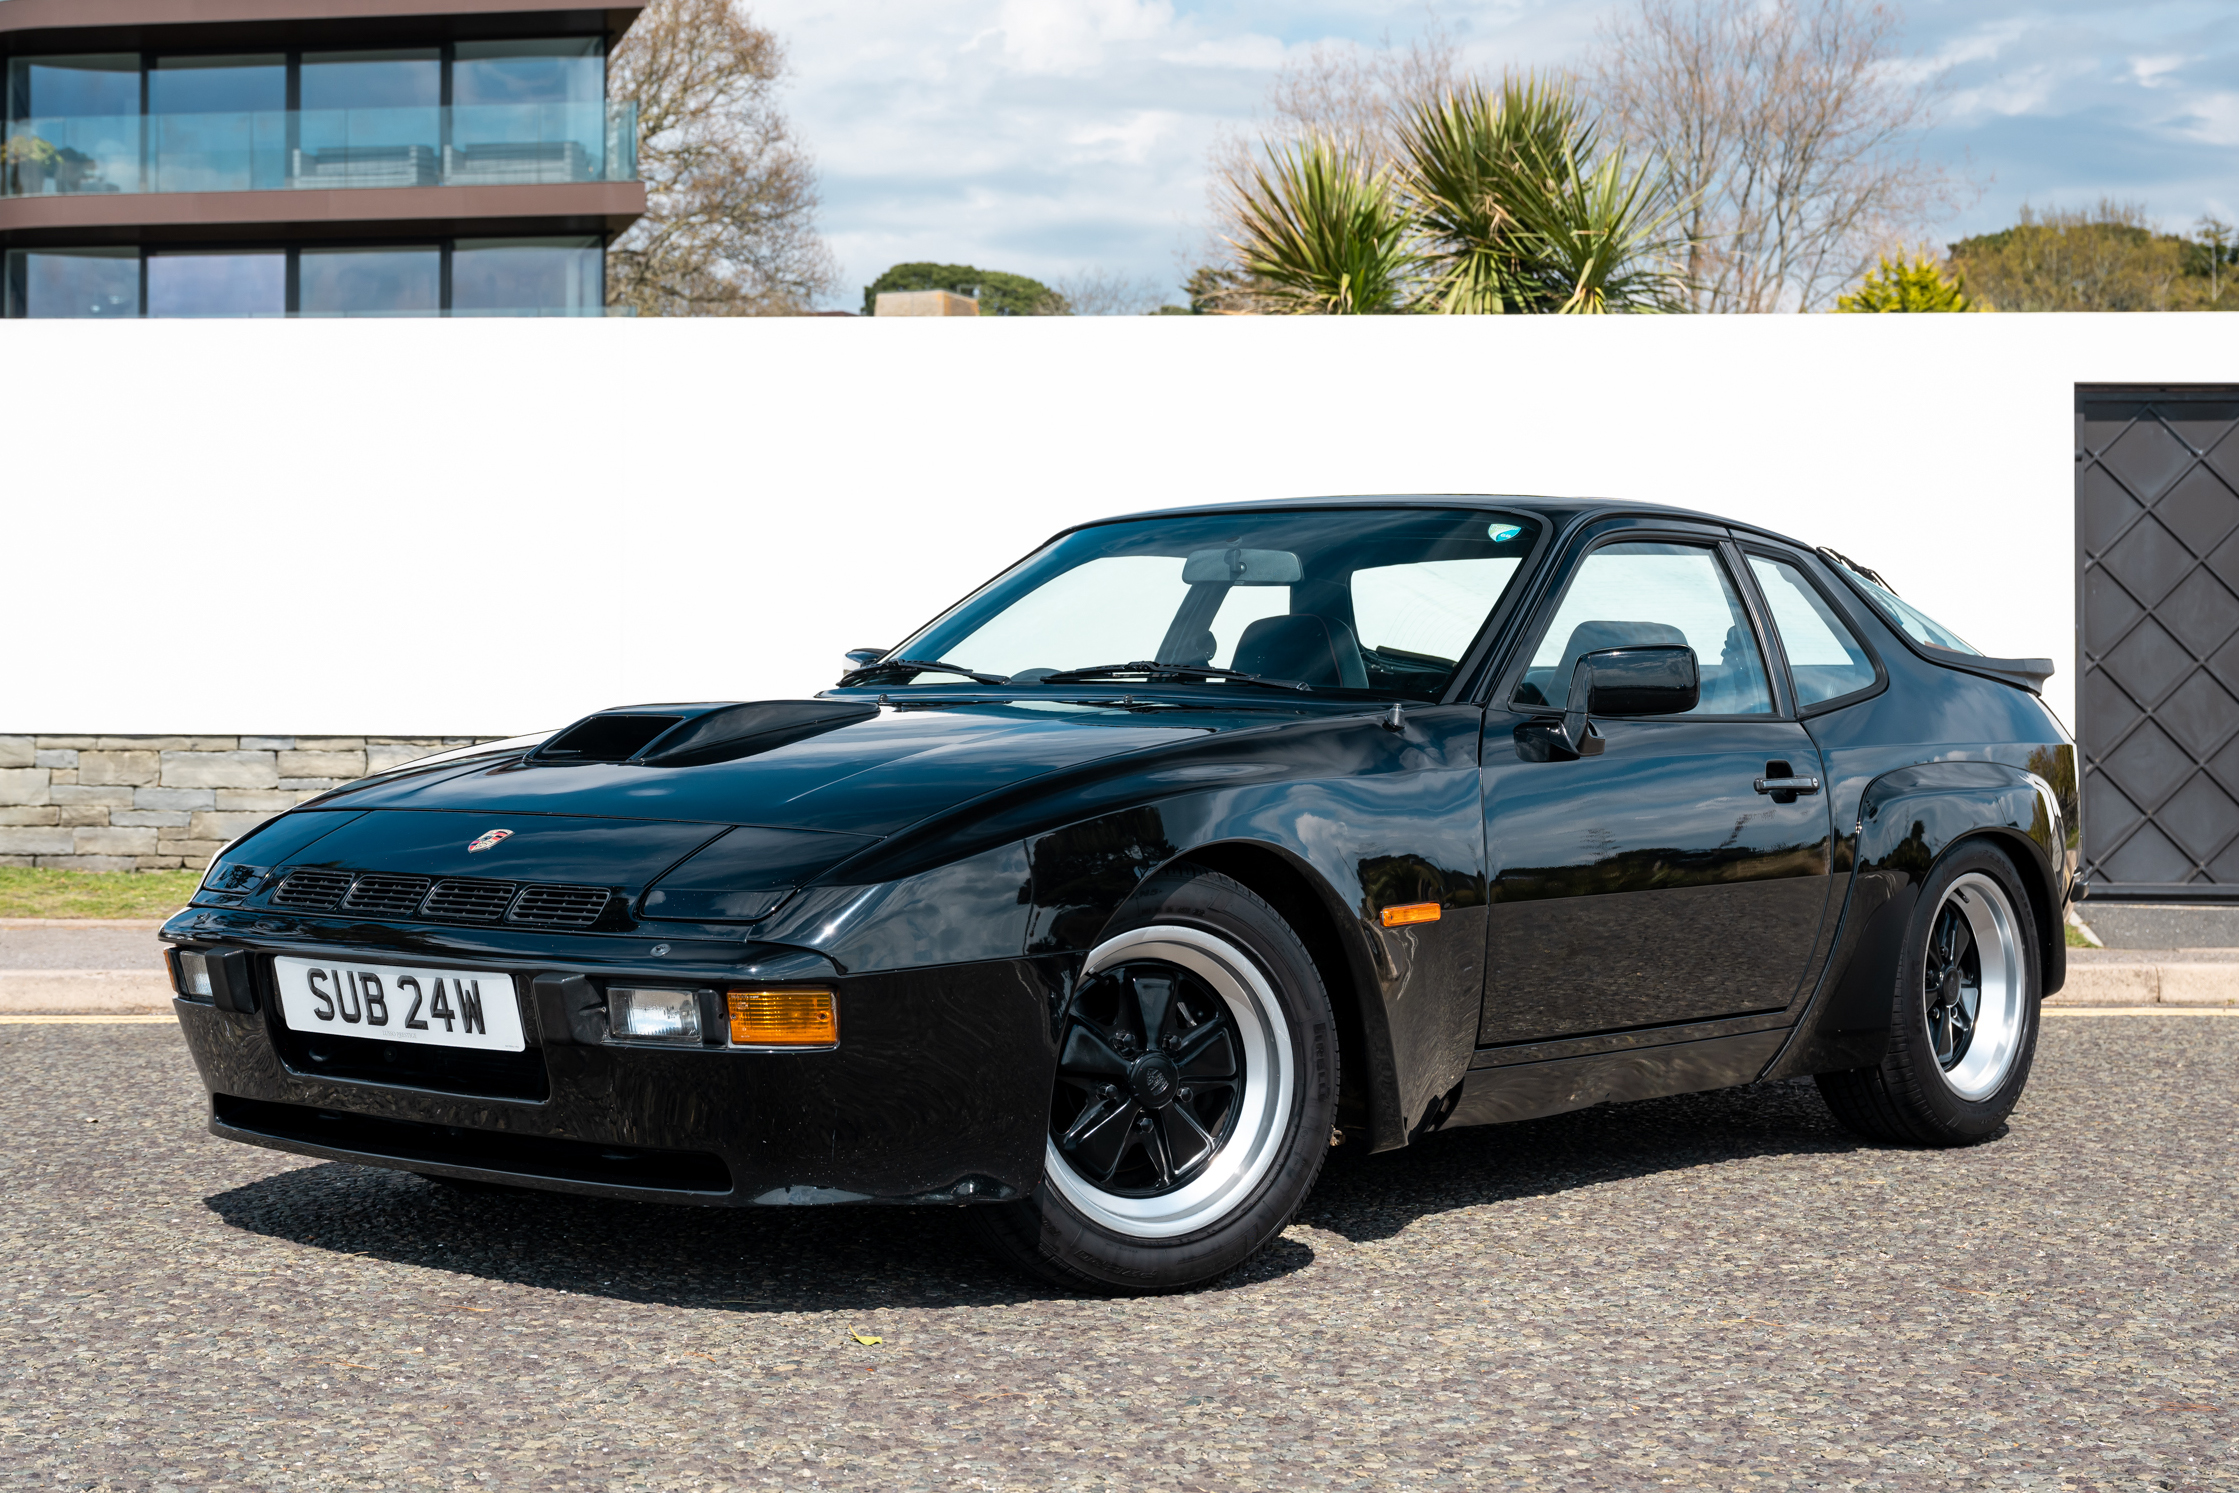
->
[533,700,880,769]
[535,712,687,763]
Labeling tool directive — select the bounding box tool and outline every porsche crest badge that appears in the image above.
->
[467,828,514,853]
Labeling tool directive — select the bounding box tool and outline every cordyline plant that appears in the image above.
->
[1224,75,1688,314]
[1225,139,1425,314]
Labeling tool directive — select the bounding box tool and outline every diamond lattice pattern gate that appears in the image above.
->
[2079,385,2239,899]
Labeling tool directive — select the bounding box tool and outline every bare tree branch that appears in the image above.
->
[607,0,836,316]
[1593,0,1972,312]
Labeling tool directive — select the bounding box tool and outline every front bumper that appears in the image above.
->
[167,910,1061,1207]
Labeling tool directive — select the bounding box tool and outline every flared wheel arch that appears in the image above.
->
[1102,841,1397,1153]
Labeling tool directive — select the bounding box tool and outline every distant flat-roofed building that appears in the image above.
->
[0,0,645,317]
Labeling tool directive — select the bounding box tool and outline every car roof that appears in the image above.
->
[1068,494,1821,556]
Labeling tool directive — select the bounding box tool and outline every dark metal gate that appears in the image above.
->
[2078,385,2239,900]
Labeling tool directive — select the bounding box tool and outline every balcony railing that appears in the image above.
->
[2,102,638,198]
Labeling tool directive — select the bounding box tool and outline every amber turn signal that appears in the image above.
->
[1380,902,1441,927]
[727,989,838,1047]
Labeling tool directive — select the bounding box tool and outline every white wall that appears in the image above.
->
[6,313,2233,735]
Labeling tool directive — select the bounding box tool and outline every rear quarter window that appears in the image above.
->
[1749,556,1879,707]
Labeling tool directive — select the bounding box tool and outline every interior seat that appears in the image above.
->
[1232,614,1370,688]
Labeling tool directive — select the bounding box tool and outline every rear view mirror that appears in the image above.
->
[1181,547,1303,585]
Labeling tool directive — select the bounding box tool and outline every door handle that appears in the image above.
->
[1754,775,1821,795]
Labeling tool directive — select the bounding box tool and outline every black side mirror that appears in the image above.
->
[1521,645,1699,761]
[1574,645,1699,716]
[844,647,888,670]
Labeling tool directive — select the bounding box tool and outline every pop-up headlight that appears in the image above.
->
[607,987,703,1043]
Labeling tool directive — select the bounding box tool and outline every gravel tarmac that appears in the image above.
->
[2,1012,2234,1490]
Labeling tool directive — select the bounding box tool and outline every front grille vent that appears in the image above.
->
[259,869,618,930]
[423,878,518,922]
[509,884,609,928]
[342,874,432,916]
[273,869,353,910]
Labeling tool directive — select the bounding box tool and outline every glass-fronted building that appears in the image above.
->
[0,1,643,317]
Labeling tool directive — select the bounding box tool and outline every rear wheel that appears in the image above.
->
[973,867,1337,1292]
[1817,840,2040,1146]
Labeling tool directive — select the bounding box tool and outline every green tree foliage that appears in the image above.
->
[860,262,1062,316]
[1399,78,1683,314]
[1833,253,1975,312]
[1216,75,1682,316]
[1949,203,2237,312]
[1225,139,1425,314]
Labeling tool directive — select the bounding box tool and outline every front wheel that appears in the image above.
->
[1818,840,2041,1146]
[973,867,1338,1292]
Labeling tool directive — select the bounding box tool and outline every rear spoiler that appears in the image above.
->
[1816,548,2054,696]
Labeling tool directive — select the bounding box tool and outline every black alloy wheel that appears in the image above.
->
[1818,839,2041,1146]
[1923,896,1983,1073]
[972,865,1339,1293]
[1050,960,1246,1197]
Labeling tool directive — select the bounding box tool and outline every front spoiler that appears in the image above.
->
[172,949,1063,1207]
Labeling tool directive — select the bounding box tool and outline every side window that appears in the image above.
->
[1748,555,1879,708]
[1514,541,1773,716]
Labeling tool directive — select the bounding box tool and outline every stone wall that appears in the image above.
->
[0,736,492,871]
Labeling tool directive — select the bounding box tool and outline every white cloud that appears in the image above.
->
[2127,52,2188,88]
[995,0,1179,74]
[2180,90,2239,146]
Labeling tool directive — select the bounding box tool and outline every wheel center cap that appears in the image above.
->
[1128,1053,1180,1108]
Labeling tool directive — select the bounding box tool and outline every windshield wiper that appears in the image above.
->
[1037,662,1314,693]
[839,657,1013,687]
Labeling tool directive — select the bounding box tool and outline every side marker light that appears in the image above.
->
[1380,902,1442,928]
[728,989,838,1047]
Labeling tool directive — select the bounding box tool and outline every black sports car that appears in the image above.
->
[167,498,2076,1291]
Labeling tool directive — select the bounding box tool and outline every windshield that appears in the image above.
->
[1846,570,1979,654]
[879,508,1543,700]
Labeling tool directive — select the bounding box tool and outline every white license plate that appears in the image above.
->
[273,956,526,1052]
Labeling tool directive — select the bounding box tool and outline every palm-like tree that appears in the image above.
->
[1223,138,1425,315]
[1400,77,1686,315]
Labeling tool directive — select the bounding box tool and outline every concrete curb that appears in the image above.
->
[2052,952,2239,1007]
[0,971,174,1014]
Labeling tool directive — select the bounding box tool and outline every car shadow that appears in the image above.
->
[1305,1075,1869,1243]
[202,1078,1863,1308]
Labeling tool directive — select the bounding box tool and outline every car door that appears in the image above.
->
[1477,525,1836,1045]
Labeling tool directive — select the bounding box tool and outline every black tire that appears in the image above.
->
[972,865,1339,1293]
[1818,839,2041,1147]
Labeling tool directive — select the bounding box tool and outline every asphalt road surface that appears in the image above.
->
[3,1011,2234,1491]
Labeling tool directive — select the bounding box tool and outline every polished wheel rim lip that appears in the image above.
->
[1926,871,2026,1101]
[1045,925,1295,1240]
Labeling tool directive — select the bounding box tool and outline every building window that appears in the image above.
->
[451,237,602,316]
[4,238,604,317]
[147,250,287,317]
[3,42,627,197]
[149,56,289,193]
[5,247,138,317]
[299,245,442,317]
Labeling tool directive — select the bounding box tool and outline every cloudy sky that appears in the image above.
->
[744,0,2239,310]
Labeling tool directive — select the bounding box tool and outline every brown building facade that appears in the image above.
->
[0,0,644,316]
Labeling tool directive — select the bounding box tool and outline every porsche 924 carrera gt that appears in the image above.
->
[166,498,2075,1291]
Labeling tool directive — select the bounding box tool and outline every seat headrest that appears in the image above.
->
[1233,614,1368,688]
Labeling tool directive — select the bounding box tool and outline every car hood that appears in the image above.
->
[319,701,1245,840]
